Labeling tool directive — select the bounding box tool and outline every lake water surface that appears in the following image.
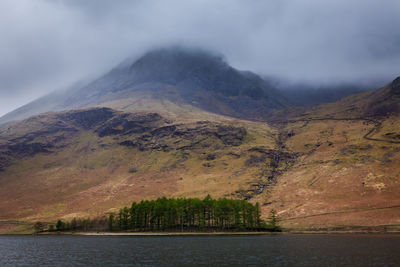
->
[0,234,399,266]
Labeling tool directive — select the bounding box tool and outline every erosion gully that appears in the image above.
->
[241,116,400,201]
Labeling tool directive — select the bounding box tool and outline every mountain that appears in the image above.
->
[0,47,399,233]
[0,47,288,125]
[0,107,278,223]
[285,76,400,120]
[278,83,368,107]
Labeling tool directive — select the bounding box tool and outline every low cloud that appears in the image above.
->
[0,0,399,115]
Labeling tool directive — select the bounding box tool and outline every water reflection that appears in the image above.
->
[0,234,399,266]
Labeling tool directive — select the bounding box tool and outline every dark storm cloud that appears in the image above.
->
[0,0,399,116]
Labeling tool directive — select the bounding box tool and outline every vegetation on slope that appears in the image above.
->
[251,78,400,230]
[0,107,278,222]
[42,196,281,233]
[1,77,400,231]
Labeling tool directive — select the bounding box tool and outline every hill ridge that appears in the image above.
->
[0,47,287,124]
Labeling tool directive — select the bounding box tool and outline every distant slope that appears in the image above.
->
[297,76,400,119]
[0,47,288,124]
[0,91,68,126]
[279,84,368,107]
[0,80,89,127]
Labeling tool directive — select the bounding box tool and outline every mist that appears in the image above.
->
[0,0,399,116]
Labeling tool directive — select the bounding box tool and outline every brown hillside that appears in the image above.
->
[1,78,400,232]
[254,78,400,230]
[0,107,277,222]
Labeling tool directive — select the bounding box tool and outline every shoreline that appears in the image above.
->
[34,229,400,236]
[1,230,399,236]
[2,220,400,235]
[77,231,281,236]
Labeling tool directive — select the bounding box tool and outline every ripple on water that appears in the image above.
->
[0,234,399,266]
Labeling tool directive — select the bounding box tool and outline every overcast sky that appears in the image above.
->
[0,0,399,116]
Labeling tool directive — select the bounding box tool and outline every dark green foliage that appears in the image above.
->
[107,195,272,232]
[56,220,64,231]
[71,218,77,230]
[54,217,108,232]
[55,196,281,233]
[108,213,114,231]
[266,209,281,231]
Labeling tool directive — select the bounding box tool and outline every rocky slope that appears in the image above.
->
[0,107,280,222]
[0,47,288,125]
[1,77,399,232]
[251,77,400,230]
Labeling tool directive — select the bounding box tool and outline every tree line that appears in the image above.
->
[44,196,280,233]
[109,195,268,232]
[33,217,109,233]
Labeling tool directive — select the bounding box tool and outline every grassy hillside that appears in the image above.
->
[253,78,400,230]
[1,78,399,232]
[0,107,277,222]
[254,118,400,230]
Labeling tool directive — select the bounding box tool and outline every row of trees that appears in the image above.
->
[47,196,280,233]
[109,196,279,232]
[34,217,109,233]
[55,217,108,232]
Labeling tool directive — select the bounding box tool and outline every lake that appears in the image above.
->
[0,234,399,266]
